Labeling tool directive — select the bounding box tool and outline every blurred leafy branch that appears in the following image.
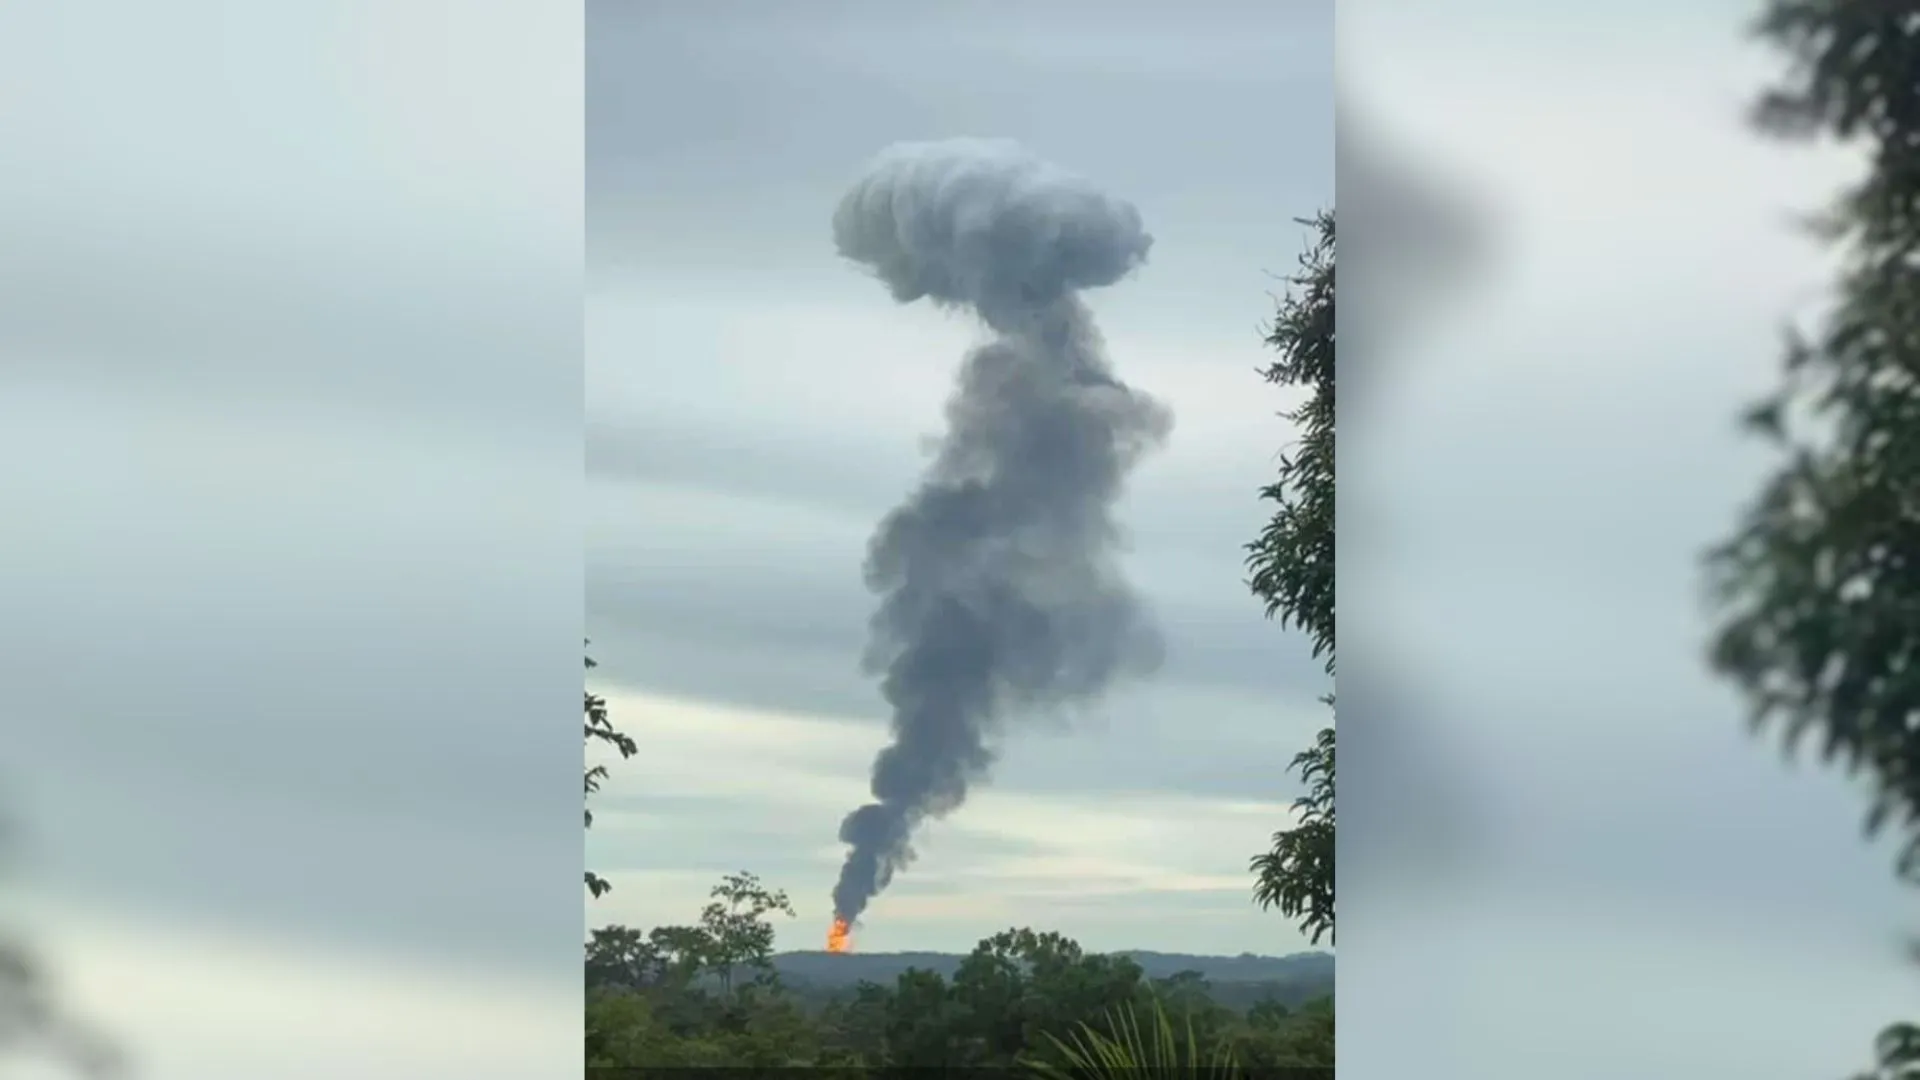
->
[0,805,122,1077]
[1709,2,1920,1076]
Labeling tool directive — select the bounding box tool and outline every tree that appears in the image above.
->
[1248,211,1336,668]
[585,991,678,1068]
[1705,3,1920,1077]
[1246,210,1337,946]
[585,873,817,1068]
[885,967,967,1067]
[641,924,716,987]
[585,644,636,898]
[819,979,894,1065]
[697,871,796,997]
[585,924,668,991]
[947,928,1150,1067]
[585,874,794,998]
[1250,726,1334,944]
[1237,993,1333,1069]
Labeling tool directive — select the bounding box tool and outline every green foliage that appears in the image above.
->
[948,928,1150,1065]
[1247,210,1337,945]
[584,644,636,899]
[1239,993,1335,1070]
[1847,1023,1920,1080]
[584,925,663,989]
[585,982,826,1068]
[586,872,795,997]
[1028,995,1239,1080]
[585,875,817,1069]
[698,871,798,995]
[586,880,1334,1070]
[1251,722,1335,944]
[1708,2,1920,1076]
[1712,2,1920,869]
[1249,211,1336,667]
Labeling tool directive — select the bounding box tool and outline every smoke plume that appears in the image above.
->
[829,139,1172,926]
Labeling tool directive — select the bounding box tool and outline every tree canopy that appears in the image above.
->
[585,872,1333,1072]
[1247,210,1337,946]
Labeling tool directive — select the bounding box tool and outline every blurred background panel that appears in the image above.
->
[1340,2,1911,1078]
[0,2,581,1077]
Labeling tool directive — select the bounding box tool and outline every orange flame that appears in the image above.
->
[826,916,852,954]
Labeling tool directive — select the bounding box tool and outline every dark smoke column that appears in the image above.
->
[829,139,1172,928]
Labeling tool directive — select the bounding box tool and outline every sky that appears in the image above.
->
[585,0,1336,957]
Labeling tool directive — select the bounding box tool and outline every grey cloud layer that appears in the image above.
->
[586,0,1332,949]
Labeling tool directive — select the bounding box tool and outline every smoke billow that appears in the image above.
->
[829,139,1172,926]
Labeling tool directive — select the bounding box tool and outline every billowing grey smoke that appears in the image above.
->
[829,139,1172,926]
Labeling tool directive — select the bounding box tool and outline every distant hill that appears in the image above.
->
[772,948,1333,1008]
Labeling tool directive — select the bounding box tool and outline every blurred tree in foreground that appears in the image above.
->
[1706,2,1920,1077]
[1246,210,1337,945]
[585,644,636,898]
[0,812,120,1077]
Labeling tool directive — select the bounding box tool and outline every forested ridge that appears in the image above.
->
[586,881,1334,1070]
